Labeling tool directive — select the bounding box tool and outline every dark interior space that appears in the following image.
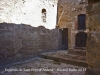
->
[75,32,87,48]
[61,28,68,49]
[78,14,86,30]
[88,0,100,4]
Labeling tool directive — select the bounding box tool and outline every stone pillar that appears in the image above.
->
[85,2,100,75]
[68,27,72,49]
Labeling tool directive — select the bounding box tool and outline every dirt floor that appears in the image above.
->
[0,57,85,75]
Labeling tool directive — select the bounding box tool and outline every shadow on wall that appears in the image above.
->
[0,22,59,66]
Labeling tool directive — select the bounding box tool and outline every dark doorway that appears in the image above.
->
[78,14,86,30]
[61,28,68,49]
[75,32,87,48]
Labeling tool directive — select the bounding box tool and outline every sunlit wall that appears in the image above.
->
[0,0,58,29]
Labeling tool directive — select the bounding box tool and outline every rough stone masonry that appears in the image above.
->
[0,0,60,66]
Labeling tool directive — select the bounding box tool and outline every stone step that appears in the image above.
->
[60,45,68,49]
[40,53,87,67]
[68,49,86,56]
[75,47,86,50]
[62,54,86,61]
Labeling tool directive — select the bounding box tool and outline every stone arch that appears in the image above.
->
[78,14,86,30]
[41,9,46,22]
[75,32,87,47]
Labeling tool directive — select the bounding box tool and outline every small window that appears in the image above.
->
[52,5,54,7]
[42,9,46,22]
[78,14,86,30]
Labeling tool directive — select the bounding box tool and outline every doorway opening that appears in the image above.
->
[75,32,87,48]
[61,28,68,49]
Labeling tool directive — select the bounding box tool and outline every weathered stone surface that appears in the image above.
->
[40,50,87,67]
[85,68,100,75]
[58,0,88,49]
[0,0,59,65]
[86,2,100,69]
[0,58,85,75]
[85,1,100,75]
[0,0,58,29]
[0,23,60,66]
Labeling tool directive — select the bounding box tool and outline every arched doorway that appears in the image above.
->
[75,32,87,48]
[78,14,86,30]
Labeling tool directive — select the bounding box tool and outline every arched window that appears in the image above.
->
[41,9,46,22]
[78,14,86,30]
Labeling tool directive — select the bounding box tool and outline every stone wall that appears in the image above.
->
[0,0,58,29]
[86,2,100,74]
[87,2,100,69]
[57,0,88,49]
[0,0,60,66]
[58,0,87,28]
[0,23,60,66]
